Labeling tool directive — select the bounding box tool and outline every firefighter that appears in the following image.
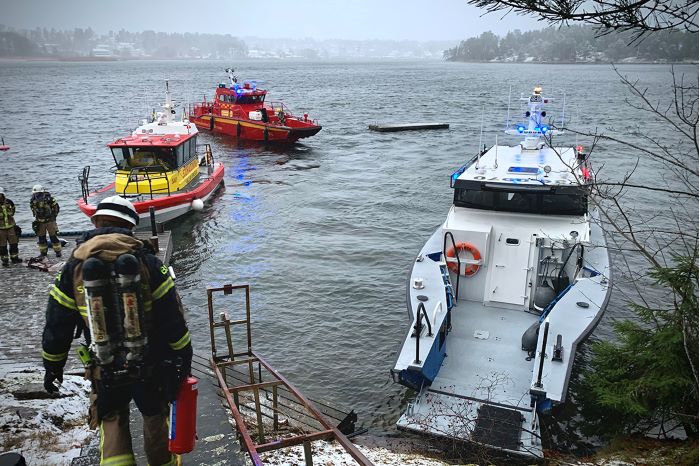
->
[0,187,22,267]
[30,184,62,257]
[41,195,192,466]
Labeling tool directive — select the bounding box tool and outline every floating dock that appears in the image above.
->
[17,230,172,271]
[368,122,449,132]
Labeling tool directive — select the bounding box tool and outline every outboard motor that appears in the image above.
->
[83,257,117,366]
[114,254,147,365]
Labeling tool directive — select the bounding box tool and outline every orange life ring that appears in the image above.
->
[445,242,481,276]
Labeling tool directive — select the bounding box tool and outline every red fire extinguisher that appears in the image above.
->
[169,376,198,454]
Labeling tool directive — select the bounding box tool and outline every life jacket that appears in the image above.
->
[32,192,55,222]
[71,233,154,378]
[0,199,15,229]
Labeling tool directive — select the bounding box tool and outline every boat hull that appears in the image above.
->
[189,114,321,143]
[77,162,225,228]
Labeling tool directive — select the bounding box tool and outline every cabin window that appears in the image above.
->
[111,147,177,171]
[454,187,587,215]
[219,95,226,102]
[189,137,197,159]
[175,145,185,167]
[235,94,264,104]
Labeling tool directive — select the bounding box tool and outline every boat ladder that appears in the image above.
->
[207,284,374,466]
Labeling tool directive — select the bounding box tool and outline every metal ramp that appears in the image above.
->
[207,284,374,466]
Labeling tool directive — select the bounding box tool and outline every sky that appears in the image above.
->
[1,0,544,41]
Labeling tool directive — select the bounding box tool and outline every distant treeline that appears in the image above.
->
[444,26,698,63]
[0,25,247,58]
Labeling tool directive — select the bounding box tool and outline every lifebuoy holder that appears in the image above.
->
[445,242,482,276]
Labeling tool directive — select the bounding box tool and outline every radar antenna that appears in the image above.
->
[225,68,238,86]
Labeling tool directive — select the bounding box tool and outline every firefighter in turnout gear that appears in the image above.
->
[0,187,22,266]
[30,184,62,257]
[41,196,192,466]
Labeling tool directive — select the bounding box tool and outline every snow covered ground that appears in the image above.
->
[0,365,93,465]
[255,440,453,466]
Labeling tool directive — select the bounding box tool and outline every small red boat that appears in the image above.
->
[78,82,225,227]
[0,137,9,151]
[188,68,322,143]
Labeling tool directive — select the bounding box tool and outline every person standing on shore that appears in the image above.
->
[41,196,192,466]
[0,187,22,267]
[30,184,62,257]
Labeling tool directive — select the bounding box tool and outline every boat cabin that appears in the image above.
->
[109,131,200,196]
[215,81,267,106]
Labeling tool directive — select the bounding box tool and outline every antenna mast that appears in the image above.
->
[506,85,512,130]
[478,105,485,155]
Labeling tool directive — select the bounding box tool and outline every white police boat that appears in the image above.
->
[391,87,611,458]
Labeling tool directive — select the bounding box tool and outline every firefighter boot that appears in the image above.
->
[1,245,9,267]
[49,234,62,257]
[37,236,48,256]
[9,243,21,263]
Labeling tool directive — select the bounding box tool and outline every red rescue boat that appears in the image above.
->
[0,137,9,151]
[188,68,322,143]
[77,82,225,228]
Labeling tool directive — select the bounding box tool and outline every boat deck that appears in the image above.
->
[433,301,536,407]
[397,299,542,457]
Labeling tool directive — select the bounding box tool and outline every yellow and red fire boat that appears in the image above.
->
[78,83,225,227]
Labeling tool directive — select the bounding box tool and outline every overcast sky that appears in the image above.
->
[2,0,543,41]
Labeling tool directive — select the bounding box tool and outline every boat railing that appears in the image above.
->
[197,144,215,174]
[122,166,171,199]
[79,166,91,203]
[412,302,433,364]
[443,231,461,299]
[264,101,319,125]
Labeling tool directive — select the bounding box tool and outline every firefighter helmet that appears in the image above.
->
[92,196,140,226]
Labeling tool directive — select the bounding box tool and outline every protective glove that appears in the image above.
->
[43,361,64,393]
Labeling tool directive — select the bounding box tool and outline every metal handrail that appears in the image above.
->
[443,231,461,299]
[534,321,550,388]
[413,302,433,364]
[196,143,215,166]
[79,166,91,203]
[122,166,171,199]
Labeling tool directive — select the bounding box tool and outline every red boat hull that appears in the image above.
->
[77,163,225,226]
[190,114,321,143]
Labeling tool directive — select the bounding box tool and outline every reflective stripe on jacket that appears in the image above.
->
[0,199,16,229]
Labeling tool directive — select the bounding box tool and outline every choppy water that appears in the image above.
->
[0,60,696,461]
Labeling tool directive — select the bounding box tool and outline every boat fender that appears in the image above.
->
[521,321,539,356]
[191,199,204,211]
[264,127,269,142]
[236,122,241,138]
[445,242,481,276]
[534,285,556,311]
[209,116,215,131]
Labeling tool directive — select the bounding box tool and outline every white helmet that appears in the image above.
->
[0,187,4,194]
[92,195,140,226]
[32,184,44,194]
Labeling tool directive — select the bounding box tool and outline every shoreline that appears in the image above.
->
[0,56,696,65]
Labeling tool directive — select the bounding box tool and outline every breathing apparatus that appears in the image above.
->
[83,253,148,381]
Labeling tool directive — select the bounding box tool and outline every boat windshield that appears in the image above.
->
[235,94,265,104]
[454,187,587,215]
[111,147,177,171]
